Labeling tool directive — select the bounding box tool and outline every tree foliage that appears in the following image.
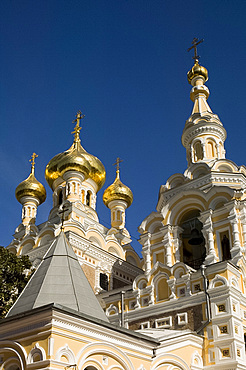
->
[0,247,32,318]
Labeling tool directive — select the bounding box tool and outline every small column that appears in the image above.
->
[172,226,183,263]
[199,209,218,265]
[216,143,220,159]
[240,204,246,253]
[201,141,206,159]
[140,232,152,275]
[148,285,155,305]
[226,201,242,262]
[191,145,195,162]
[182,273,192,296]
[94,265,102,293]
[133,290,140,309]
[161,225,173,267]
[167,277,176,299]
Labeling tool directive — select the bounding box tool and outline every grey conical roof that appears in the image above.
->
[6,232,109,321]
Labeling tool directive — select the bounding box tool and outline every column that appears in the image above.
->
[226,201,242,263]
[216,143,220,159]
[199,209,218,265]
[172,226,183,263]
[139,232,152,275]
[182,273,192,297]
[167,277,176,299]
[240,204,246,253]
[161,225,173,267]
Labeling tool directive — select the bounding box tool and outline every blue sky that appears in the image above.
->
[1,1,246,255]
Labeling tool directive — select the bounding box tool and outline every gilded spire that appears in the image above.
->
[113,157,123,179]
[72,110,85,144]
[29,152,38,175]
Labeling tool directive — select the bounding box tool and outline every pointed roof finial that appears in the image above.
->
[113,157,123,179]
[29,153,38,174]
[72,110,85,143]
[187,38,204,63]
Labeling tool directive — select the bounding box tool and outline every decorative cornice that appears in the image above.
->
[157,172,246,211]
[67,231,142,276]
[182,122,227,147]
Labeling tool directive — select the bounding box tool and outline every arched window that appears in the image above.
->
[179,210,206,270]
[86,191,91,206]
[207,140,215,158]
[220,231,231,261]
[100,273,109,291]
[58,189,63,205]
[156,277,169,301]
[81,189,85,203]
[194,142,203,161]
[117,210,121,220]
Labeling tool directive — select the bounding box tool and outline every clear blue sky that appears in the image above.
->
[1,1,246,255]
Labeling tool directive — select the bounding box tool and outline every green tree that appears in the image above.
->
[0,247,32,318]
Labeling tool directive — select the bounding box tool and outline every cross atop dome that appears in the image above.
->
[113,157,123,178]
[187,37,204,63]
[72,110,85,142]
[29,152,38,174]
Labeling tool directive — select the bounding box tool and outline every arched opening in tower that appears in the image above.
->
[86,191,91,206]
[57,189,63,205]
[179,210,206,269]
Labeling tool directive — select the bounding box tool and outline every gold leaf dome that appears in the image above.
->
[16,154,46,204]
[57,144,91,179]
[187,60,208,84]
[103,169,133,208]
[45,111,106,191]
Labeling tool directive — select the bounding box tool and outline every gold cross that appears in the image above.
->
[72,110,85,126]
[72,110,85,142]
[29,153,38,173]
[113,158,123,177]
[187,38,204,62]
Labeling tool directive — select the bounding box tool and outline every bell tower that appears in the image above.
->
[182,38,227,167]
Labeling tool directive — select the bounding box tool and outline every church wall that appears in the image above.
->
[128,303,203,332]
[0,305,204,370]
[81,263,96,290]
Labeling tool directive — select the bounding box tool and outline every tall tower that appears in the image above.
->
[182,39,227,166]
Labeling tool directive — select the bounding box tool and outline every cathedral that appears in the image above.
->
[1,47,246,370]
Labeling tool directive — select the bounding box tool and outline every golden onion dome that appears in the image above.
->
[16,153,46,204]
[103,162,133,208]
[57,144,91,179]
[187,60,208,84]
[45,111,106,191]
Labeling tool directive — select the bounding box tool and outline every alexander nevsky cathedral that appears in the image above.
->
[1,42,246,370]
